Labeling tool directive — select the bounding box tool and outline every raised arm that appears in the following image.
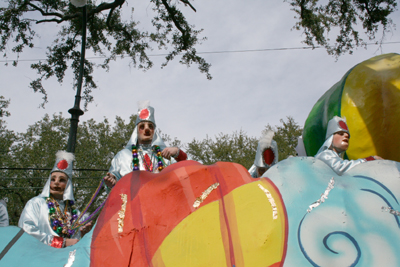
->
[316,150,367,175]
[161,147,187,161]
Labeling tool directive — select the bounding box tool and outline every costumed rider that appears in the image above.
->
[104,101,187,189]
[248,130,279,178]
[18,151,92,248]
[0,197,9,227]
[315,116,383,175]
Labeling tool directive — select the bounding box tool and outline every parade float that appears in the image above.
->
[1,53,399,266]
[302,53,400,161]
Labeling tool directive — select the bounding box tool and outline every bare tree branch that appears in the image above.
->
[161,0,186,35]
[179,0,196,12]
[89,0,125,17]
[28,3,64,19]
[32,0,126,24]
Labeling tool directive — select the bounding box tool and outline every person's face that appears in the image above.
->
[137,121,155,144]
[332,131,350,153]
[50,172,68,200]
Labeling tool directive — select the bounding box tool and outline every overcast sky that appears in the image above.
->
[1,0,399,146]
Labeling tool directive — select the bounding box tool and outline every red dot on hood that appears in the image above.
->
[57,160,68,170]
[139,109,150,120]
[339,120,348,131]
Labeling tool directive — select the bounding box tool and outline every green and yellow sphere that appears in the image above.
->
[303,53,400,161]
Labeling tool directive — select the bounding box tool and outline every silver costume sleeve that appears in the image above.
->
[18,198,54,245]
[108,149,134,181]
[248,164,258,178]
[315,150,365,175]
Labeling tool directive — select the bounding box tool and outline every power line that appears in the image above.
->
[1,42,398,63]
[195,42,399,55]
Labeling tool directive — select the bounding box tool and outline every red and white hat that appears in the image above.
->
[315,116,350,157]
[125,101,166,149]
[51,150,75,179]
[325,116,350,139]
[254,130,279,168]
[39,150,75,200]
[135,100,156,127]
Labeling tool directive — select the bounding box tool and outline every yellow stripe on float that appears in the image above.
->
[154,201,227,267]
[153,181,286,266]
[232,182,285,266]
[341,54,400,160]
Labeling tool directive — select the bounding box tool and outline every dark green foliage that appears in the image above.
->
[0,0,211,109]
[0,97,16,223]
[185,117,303,168]
[1,107,303,225]
[0,96,15,165]
[287,0,398,57]
[1,111,138,225]
[265,116,303,161]
[1,113,71,225]
[186,130,259,169]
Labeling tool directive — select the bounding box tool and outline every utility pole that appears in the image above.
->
[67,1,87,153]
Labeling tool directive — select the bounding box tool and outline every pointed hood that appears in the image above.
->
[254,130,279,168]
[125,101,166,149]
[39,151,75,201]
[316,116,350,156]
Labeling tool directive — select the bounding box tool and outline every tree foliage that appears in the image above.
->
[0,96,15,167]
[264,116,303,161]
[1,112,303,225]
[287,0,398,57]
[0,112,140,225]
[185,117,303,167]
[186,130,258,169]
[0,0,211,108]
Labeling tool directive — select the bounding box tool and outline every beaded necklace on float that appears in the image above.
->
[71,179,107,230]
[47,196,78,238]
[46,155,107,236]
[131,144,167,172]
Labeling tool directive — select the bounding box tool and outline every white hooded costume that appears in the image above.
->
[108,101,187,181]
[18,151,82,248]
[315,116,375,175]
[248,130,279,178]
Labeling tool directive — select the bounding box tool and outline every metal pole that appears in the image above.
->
[67,5,87,153]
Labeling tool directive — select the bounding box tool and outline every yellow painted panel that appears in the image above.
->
[341,54,400,160]
[232,182,285,266]
[153,181,286,266]
[154,201,227,266]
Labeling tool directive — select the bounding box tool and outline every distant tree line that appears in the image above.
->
[0,96,302,225]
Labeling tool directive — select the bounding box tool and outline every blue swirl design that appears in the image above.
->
[354,175,398,204]
[360,189,400,228]
[322,231,361,263]
[354,175,400,228]
[298,214,361,267]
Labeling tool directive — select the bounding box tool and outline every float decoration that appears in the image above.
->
[303,53,400,161]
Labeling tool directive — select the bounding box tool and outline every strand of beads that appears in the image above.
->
[131,145,139,171]
[47,197,78,238]
[72,179,106,230]
[153,145,164,172]
[137,147,153,172]
[132,144,165,172]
